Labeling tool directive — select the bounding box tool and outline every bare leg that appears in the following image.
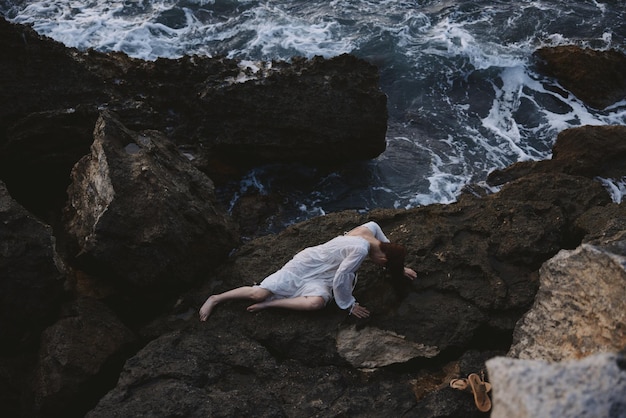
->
[247,296,326,313]
[199,286,272,321]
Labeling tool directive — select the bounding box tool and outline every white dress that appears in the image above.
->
[258,221,390,310]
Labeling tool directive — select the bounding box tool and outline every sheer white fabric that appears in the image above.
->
[363,221,390,243]
[258,221,387,310]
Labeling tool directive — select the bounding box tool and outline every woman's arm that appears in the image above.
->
[332,245,369,310]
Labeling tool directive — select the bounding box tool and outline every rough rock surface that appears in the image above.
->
[0,181,64,353]
[336,325,440,369]
[534,46,626,109]
[487,352,626,418]
[29,297,137,418]
[488,125,626,186]
[195,54,388,167]
[485,209,626,417]
[508,233,626,362]
[1,15,626,418]
[86,124,614,418]
[60,111,238,318]
[0,16,387,226]
[86,328,418,418]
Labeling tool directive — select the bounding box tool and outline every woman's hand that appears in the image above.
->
[404,267,417,280]
[350,302,370,318]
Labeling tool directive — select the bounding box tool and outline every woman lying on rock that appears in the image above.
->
[199,221,417,321]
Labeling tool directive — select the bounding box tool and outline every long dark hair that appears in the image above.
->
[380,242,406,280]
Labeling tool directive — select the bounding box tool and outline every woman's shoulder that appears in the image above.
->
[360,221,379,231]
[336,235,371,253]
[346,222,378,237]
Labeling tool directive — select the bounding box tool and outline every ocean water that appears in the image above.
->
[3,0,626,230]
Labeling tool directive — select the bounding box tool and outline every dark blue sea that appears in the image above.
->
[2,0,625,229]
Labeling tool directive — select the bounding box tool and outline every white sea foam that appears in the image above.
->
[597,177,626,204]
[6,0,354,60]
[3,0,625,227]
[236,5,351,58]
[10,0,194,59]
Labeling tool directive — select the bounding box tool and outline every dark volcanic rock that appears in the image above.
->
[196,54,388,167]
[84,122,622,417]
[0,17,387,226]
[87,160,611,416]
[576,202,626,243]
[0,18,106,120]
[86,328,418,418]
[61,111,238,315]
[29,297,137,418]
[550,124,626,179]
[1,108,95,222]
[534,46,626,109]
[1,16,626,418]
[487,125,626,186]
[0,181,64,353]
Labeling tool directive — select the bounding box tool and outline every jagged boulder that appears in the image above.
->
[487,351,626,418]
[488,125,626,186]
[534,45,626,109]
[61,111,238,313]
[195,54,387,167]
[0,181,64,353]
[485,209,626,418]
[29,297,137,418]
[0,17,387,227]
[508,231,626,362]
[86,143,613,416]
[86,328,418,418]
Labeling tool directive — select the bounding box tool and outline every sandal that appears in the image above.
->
[449,378,469,391]
[449,377,492,393]
[467,373,492,412]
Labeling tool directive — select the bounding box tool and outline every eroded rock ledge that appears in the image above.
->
[0,16,387,223]
[1,15,625,418]
[534,45,626,110]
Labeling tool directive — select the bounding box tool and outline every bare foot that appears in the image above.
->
[199,295,218,321]
[247,301,269,313]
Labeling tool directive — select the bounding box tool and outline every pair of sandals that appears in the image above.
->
[449,373,492,412]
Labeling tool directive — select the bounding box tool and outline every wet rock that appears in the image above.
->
[488,125,626,186]
[534,45,626,109]
[197,54,387,168]
[550,125,626,179]
[60,111,238,316]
